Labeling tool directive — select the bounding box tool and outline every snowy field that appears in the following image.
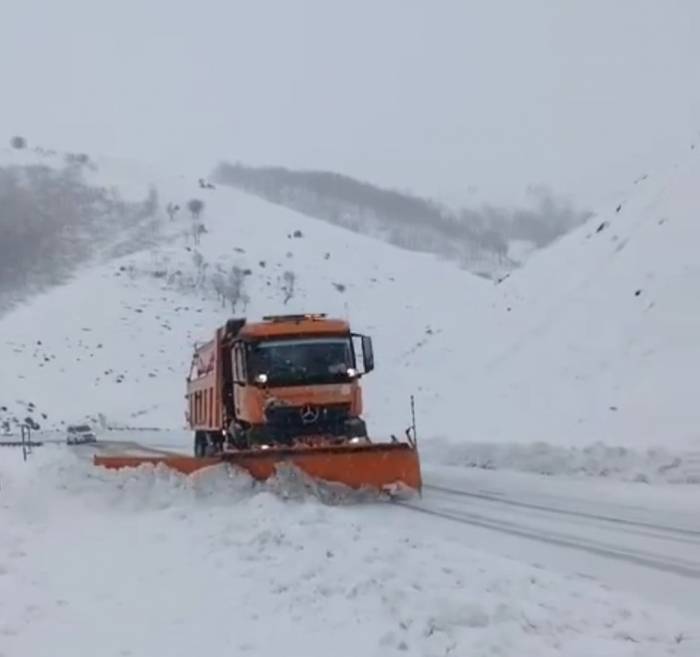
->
[2,445,699,657]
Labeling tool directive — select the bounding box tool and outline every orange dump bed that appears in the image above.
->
[93,442,422,494]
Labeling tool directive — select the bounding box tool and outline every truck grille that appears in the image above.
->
[264,403,351,438]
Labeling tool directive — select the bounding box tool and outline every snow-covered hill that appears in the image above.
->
[0,148,496,441]
[2,143,700,472]
[461,146,700,452]
[353,145,700,463]
[0,143,179,315]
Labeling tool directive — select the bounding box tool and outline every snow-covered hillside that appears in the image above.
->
[0,143,181,315]
[462,146,700,451]
[349,145,700,463]
[0,147,496,441]
[2,143,700,471]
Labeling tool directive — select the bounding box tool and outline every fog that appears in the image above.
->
[1,1,699,208]
[214,162,591,275]
[0,159,159,313]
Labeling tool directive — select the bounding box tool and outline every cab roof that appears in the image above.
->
[238,314,350,339]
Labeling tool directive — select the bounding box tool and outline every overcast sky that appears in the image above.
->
[1,0,699,208]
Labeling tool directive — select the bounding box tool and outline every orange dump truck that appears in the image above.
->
[187,313,374,454]
[95,313,422,495]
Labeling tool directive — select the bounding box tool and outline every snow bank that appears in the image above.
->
[423,438,700,484]
[0,445,379,511]
[1,447,699,657]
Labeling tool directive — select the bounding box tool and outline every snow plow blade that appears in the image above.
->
[93,442,422,494]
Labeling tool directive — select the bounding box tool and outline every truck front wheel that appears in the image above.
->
[344,418,368,439]
[230,424,250,450]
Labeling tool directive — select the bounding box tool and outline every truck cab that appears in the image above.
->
[187,314,375,454]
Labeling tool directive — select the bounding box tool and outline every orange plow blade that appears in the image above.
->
[93,442,422,494]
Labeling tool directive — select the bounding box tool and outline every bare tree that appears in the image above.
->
[191,220,207,246]
[186,199,205,245]
[187,198,204,220]
[192,250,203,270]
[10,136,27,149]
[166,202,180,221]
[211,270,227,307]
[225,266,247,312]
[64,152,91,167]
[280,270,296,304]
[192,250,207,286]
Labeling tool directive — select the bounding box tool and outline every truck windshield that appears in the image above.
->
[249,337,355,386]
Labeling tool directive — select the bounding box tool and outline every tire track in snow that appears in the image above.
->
[423,483,700,541]
[79,440,183,457]
[399,488,700,579]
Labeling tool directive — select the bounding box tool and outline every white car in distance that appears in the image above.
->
[66,424,98,445]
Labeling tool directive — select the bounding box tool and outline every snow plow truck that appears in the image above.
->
[94,314,422,495]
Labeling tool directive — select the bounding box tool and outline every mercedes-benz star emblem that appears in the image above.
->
[300,405,319,424]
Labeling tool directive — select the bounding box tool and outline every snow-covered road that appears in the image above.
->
[81,440,700,613]
[3,443,699,657]
[401,468,700,614]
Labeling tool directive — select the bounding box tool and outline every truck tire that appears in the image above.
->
[344,418,368,439]
[194,431,208,457]
[210,431,224,453]
[247,425,270,447]
[230,424,250,450]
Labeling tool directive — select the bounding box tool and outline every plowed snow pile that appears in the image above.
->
[1,447,698,657]
[423,438,700,484]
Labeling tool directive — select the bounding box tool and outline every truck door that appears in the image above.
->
[231,341,247,419]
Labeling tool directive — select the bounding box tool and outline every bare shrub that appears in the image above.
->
[280,270,296,304]
[10,135,27,149]
[225,266,247,312]
[187,198,204,220]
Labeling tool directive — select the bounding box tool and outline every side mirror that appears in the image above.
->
[361,335,374,373]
